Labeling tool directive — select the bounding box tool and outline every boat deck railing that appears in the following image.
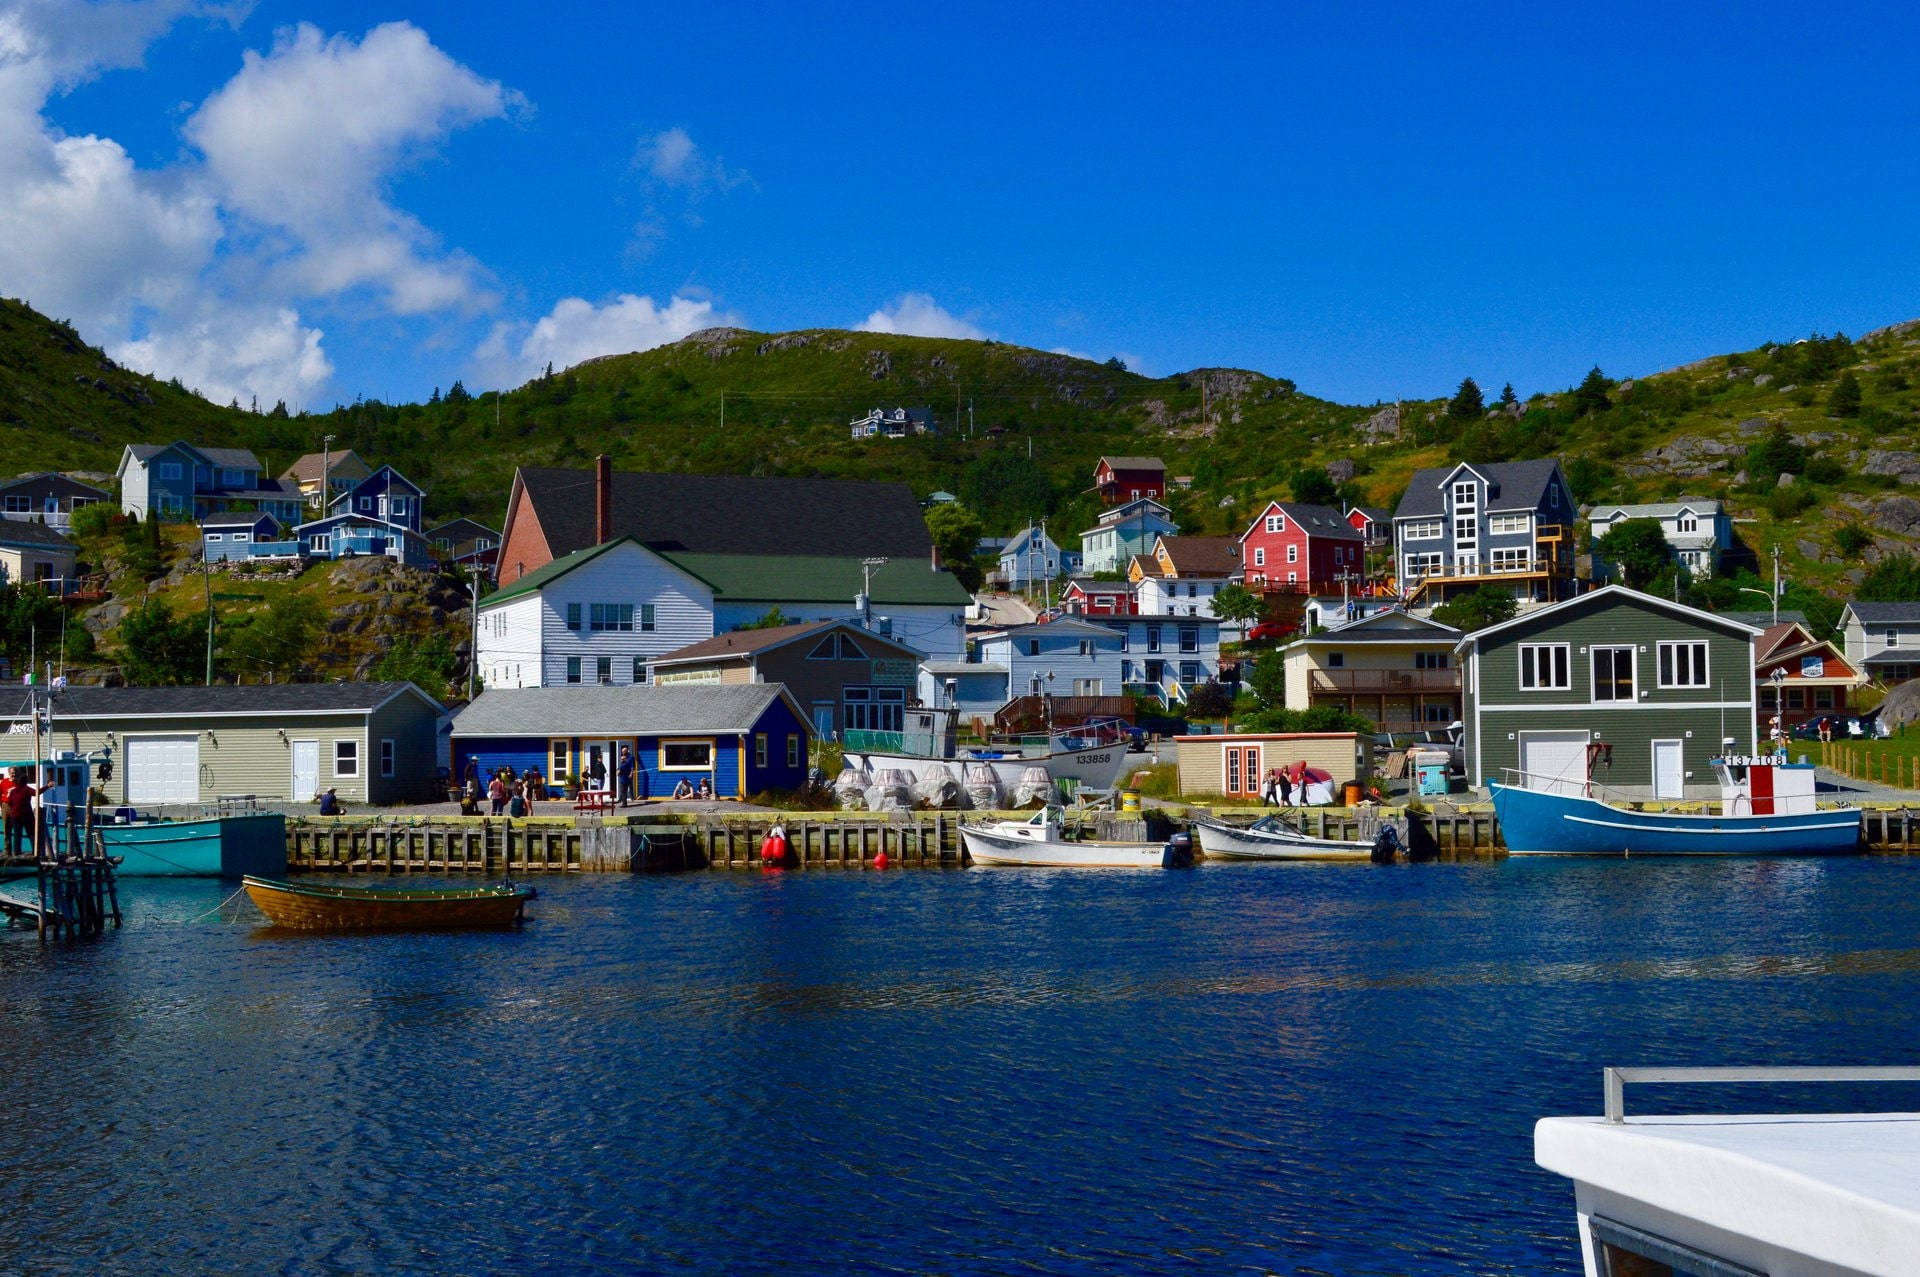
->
[1602,1065,1920,1123]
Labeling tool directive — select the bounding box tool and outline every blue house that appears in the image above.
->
[116,442,303,523]
[198,512,283,563]
[293,513,432,568]
[328,465,425,532]
[449,683,810,800]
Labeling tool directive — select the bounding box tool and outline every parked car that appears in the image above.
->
[1246,621,1296,644]
[1790,714,1850,741]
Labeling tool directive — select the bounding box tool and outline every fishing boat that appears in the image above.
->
[960,806,1194,867]
[1536,1065,1920,1276]
[100,810,288,877]
[1191,814,1399,862]
[243,875,533,929]
[841,706,1134,799]
[1489,753,1860,855]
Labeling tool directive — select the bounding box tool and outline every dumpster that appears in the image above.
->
[1412,748,1452,797]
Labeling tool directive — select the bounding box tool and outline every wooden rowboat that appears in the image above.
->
[242,875,533,930]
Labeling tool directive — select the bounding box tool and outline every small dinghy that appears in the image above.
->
[243,876,533,930]
[960,807,1194,868]
[1192,814,1399,862]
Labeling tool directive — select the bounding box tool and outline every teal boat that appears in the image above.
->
[98,812,287,878]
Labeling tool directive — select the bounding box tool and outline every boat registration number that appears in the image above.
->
[1075,752,1110,765]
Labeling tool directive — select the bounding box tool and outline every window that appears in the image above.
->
[233,532,250,543]
[159,494,185,515]
[309,533,330,553]
[380,739,395,778]
[1186,582,1197,597]
[158,461,183,480]
[640,604,655,632]
[1815,688,1835,709]
[1264,513,1283,533]
[1180,660,1201,683]
[2,495,28,513]
[359,497,372,511]
[551,741,570,777]
[566,603,582,632]
[1179,626,1198,653]
[1147,626,1161,653]
[1227,747,1242,794]
[1786,688,1805,709]
[1327,652,1345,668]
[1451,480,1478,510]
[843,686,906,732]
[1027,639,1040,656]
[1075,639,1091,656]
[1491,547,1530,573]
[1286,545,1298,563]
[221,467,245,486]
[755,734,768,768]
[1488,513,1529,535]
[787,735,801,767]
[632,656,646,683]
[566,657,582,684]
[589,603,634,632]
[1415,652,1449,669]
[597,657,612,684]
[477,537,494,550]
[1658,641,1709,688]
[661,740,715,770]
[1404,552,1443,579]
[334,740,359,777]
[1403,520,1443,540]
[205,533,223,542]
[1073,678,1103,696]
[1454,514,1478,546]
[1593,646,1635,702]
[433,538,450,552]
[1676,511,1698,533]
[1519,643,1571,690]
[1887,629,1899,649]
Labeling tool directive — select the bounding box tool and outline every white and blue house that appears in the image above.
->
[1078,497,1177,575]
[116,442,303,523]
[199,512,286,563]
[998,525,1065,588]
[1092,613,1222,704]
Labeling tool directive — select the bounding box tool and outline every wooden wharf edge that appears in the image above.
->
[275,802,1920,874]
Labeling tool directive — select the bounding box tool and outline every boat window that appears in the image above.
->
[1586,1214,1763,1277]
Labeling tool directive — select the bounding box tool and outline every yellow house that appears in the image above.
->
[0,521,77,589]
[1277,608,1462,734]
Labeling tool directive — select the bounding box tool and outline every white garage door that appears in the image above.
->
[1517,730,1592,797]
[126,734,200,803]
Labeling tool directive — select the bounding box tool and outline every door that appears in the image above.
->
[291,739,319,801]
[126,734,199,803]
[1652,739,1684,800]
[812,704,835,739]
[1516,729,1592,797]
[1224,745,1261,798]
[582,740,613,792]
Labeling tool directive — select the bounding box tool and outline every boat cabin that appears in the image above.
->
[1713,754,1819,817]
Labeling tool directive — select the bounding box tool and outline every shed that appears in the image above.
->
[1173,731,1373,802]
[450,683,809,800]
[0,519,77,589]
[9,681,446,807]
[200,511,280,563]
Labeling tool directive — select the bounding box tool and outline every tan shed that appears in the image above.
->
[1173,732,1373,802]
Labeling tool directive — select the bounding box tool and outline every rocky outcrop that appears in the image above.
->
[1861,450,1920,483]
[1357,403,1401,441]
[1871,495,1920,537]
[1619,435,1739,478]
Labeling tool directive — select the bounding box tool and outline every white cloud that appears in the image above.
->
[474,293,740,386]
[114,303,331,408]
[856,293,987,341]
[634,125,750,192]
[185,21,516,314]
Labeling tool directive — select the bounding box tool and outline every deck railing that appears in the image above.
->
[1602,1065,1920,1124]
[1310,668,1462,694]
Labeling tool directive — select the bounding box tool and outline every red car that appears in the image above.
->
[1246,621,1296,644]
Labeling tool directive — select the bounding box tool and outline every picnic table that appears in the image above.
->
[573,790,614,814]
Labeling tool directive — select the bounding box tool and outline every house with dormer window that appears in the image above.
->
[116,442,304,523]
[1078,497,1177,575]
[1238,501,1365,594]
[849,406,935,439]
[1129,535,1242,625]
[1588,499,1733,580]
[1393,459,1576,611]
[1091,456,1166,505]
[1839,602,1920,687]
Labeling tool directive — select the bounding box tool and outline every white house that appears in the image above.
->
[974,618,1129,700]
[850,407,934,439]
[1130,535,1242,624]
[1078,498,1177,575]
[998,526,1064,588]
[1588,499,1734,579]
[475,538,716,689]
[1839,601,1920,686]
[1091,613,1222,703]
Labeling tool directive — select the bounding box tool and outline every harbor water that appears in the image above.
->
[7,857,1920,1274]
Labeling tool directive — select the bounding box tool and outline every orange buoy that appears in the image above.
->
[760,823,790,868]
[872,850,890,870]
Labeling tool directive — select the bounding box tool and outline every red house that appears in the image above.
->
[1092,455,1166,505]
[1059,577,1136,616]
[1238,501,1365,593]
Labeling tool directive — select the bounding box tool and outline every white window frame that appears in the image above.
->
[1490,547,1529,573]
[1518,643,1571,691]
[1264,513,1283,533]
[1488,513,1530,536]
[1253,547,1265,567]
[334,739,359,778]
[659,738,716,771]
[1676,511,1698,533]
[1286,545,1298,564]
[1658,640,1710,689]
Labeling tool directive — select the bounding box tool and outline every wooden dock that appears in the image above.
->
[0,857,122,940]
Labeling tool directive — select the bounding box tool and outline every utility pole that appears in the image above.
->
[860,557,887,628]
[720,390,725,431]
[468,564,481,700]
[201,554,214,685]
[319,432,334,514]
[1771,544,1782,626]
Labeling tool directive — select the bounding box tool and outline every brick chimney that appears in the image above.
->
[595,454,612,545]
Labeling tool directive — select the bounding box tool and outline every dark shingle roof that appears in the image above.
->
[660,553,972,606]
[1270,503,1363,540]
[516,467,934,560]
[0,521,75,549]
[10,681,440,721]
[451,684,793,737]
[0,473,108,500]
[1098,455,1165,471]
[198,446,263,470]
[1846,602,1920,624]
[1393,459,1567,520]
[650,619,922,667]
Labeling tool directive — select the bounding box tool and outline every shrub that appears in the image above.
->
[1835,524,1873,556]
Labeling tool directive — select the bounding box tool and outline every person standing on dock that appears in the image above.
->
[4,767,34,858]
[488,772,508,816]
[617,746,635,808]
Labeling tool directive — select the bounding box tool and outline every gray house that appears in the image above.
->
[0,473,108,530]
[1588,499,1734,580]
[1393,458,1577,611]
[13,682,447,807]
[1458,586,1759,800]
[1839,601,1920,686]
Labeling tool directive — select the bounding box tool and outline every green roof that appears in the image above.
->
[660,552,972,606]
[483,537,713,609]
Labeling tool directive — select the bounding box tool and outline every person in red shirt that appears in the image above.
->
[5,767,35,858]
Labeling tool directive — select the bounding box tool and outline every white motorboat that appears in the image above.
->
[1191,814,1398,862]
[1536,1065,1920,1276]
[960,807,1194,868]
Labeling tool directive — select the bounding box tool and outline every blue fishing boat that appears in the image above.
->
[99,812,287,877]
[1489,755,1860,856]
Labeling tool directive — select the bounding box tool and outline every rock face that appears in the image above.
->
[1872,495,1920,537]
[864,349,892,380]
[1620,435,1739,478]
[1325,458,1357,484]
[1736,416,1773,435]
[1862,450,1920,483]
[1876,678,1920,732]
[1358,404,1401,441]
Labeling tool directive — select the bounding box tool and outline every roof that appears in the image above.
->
[1097,455,1166,471]
[1246,501,1363,541]
[1061,576,1130,593]
[1394,458,1566,520]
[648,619,923,668]
[1455,584,1762,651]
[0,521,75,549]
[1589,499,1724,520]
[198,512,277,529]
[425,517,499,541]
[280,450,370,482]
[1094,497,1174,525]
[1349,506,1389,524]
[512,466,934,561]
[450,683,797,738]
[1154,535,1241,576]
[483,539,677,609]
[1863,650,1920,665]
[1000,526,1058,556]
[13,681,442,720]
[921,660,1006,675]
[659,552,972,606]
[0,472,108,499]
[1844,602,1920,624]
[985,617,1124,640]
[198,446,263,470]
[1722,610,1808,628]
[1289,610,1460,646]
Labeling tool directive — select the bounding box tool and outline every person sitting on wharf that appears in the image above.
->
[459,781,482,817]
[672,776,695,800]
[318,788,343,817]
[696,776,714,801]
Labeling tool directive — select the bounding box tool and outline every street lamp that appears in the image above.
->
[1737,585,1778,626]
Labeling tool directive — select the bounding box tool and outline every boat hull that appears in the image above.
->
[100,813,288,877]
[1191,817,1374,861]
[1488,781,1861,856]
[842,742,1132,797]
[243,876,531,929]
[960,825,1178,867]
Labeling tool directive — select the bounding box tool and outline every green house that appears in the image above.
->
[1457,586,1760,800]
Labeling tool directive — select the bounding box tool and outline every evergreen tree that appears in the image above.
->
[924,503,987,593]
[119,598,203,686]
[445,380,472,405]
[269,400,290,419]
[1499,382,1518,408]
[1572,366,1614,416]
[1446,378,1485,420]
[1827,371,1863,418]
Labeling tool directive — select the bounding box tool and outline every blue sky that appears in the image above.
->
[5,1,1917,410]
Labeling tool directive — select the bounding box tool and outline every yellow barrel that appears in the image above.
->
[1120,789,1141,813]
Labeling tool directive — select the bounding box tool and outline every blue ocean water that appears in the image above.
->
[6,857,1920,1275]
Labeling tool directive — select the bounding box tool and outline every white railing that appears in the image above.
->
[1603,1065,1920,1123]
